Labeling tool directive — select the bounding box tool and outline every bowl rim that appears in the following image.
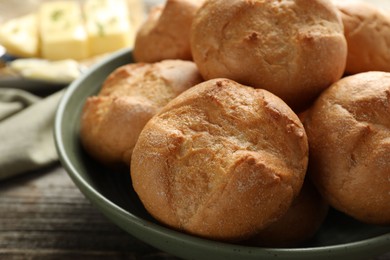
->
[54,48,390,259]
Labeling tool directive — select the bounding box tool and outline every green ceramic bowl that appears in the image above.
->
[54,48,390,260]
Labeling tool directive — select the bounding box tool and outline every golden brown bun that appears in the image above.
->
[80,59,203,167]
[334,1,390,74]
[304,71,390,225]
[245,179,329,247]
[133,0,205,62]
[191,0,347,112]
[131,78,309,241]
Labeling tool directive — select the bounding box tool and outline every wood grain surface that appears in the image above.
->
[0,164,177,259]
[1,164,389,260]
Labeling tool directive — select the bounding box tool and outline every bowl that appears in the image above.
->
[54,48,390,260]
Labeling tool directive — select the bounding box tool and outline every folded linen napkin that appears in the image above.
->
[0,88,63,180]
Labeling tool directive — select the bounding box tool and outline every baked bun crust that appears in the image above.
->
[80,59,203,167]
[131,78,308,241]
[133,0,205,62]
[191,0,347,112]
[334,1,390,74]
[246,179,329,247]
[304,71,390,225]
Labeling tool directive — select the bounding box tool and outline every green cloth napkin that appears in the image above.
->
[0,88,63,180]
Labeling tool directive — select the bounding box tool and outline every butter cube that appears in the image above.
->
[39,1,88,60]
[84,0,134,56]
[0,13,39,58]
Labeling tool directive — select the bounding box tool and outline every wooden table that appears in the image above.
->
[0,163,178,259]
[1,164,389,260]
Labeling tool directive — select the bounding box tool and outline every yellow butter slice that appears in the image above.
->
[0,13,39,58]
[39,1,89,60]
[84,0,134,56]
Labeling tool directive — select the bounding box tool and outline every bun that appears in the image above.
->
[131,78,308,241]
[303,71,390,225]
[334,1,390,74]
[80,59,203,167]
[133,0,205,62]
[190,0,347,112]
[246,179,329,247]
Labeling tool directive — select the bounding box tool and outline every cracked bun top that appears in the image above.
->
[131,78,308,241]
[304,71,390,225]
[80,59,203,167]
[191,0,347,112]
[334,0,390,74]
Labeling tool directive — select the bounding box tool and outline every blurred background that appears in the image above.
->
[0,0,167,22]
[0,0,166,87]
